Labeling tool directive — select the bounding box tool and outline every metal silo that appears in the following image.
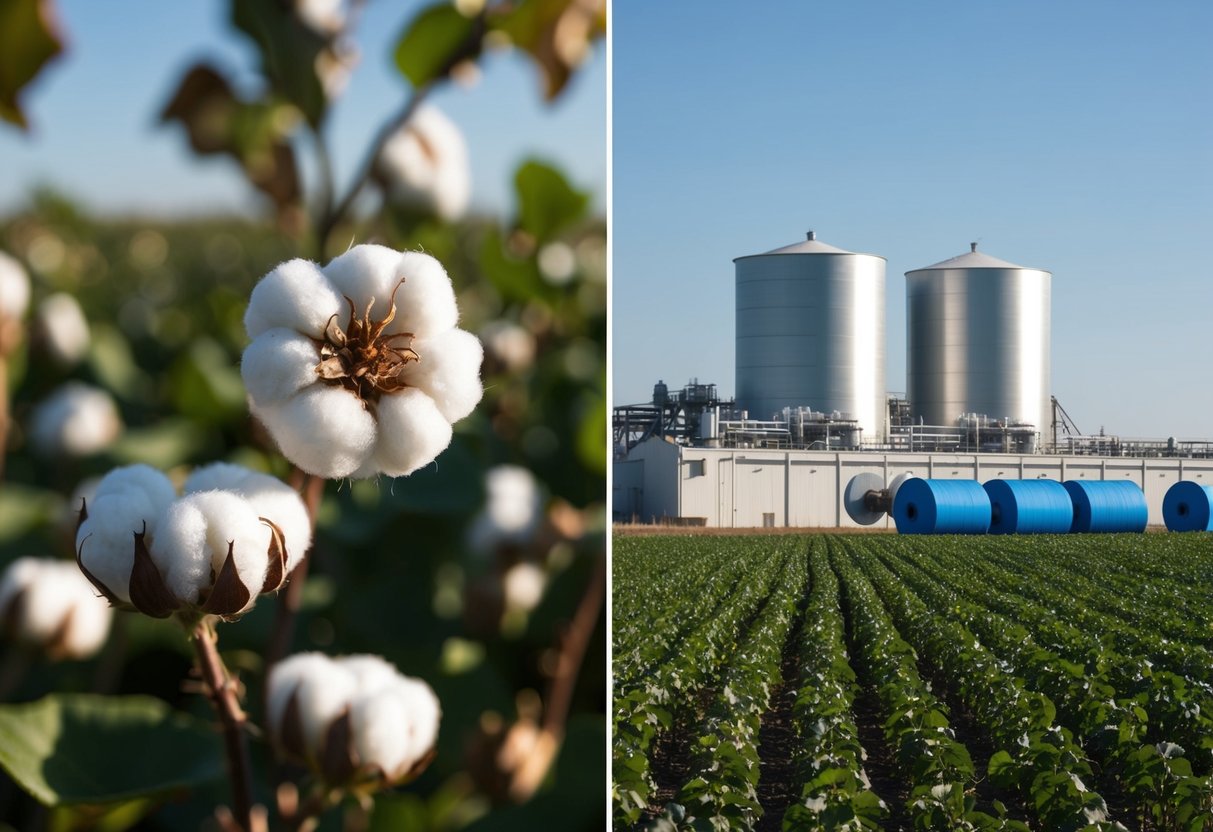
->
[905,243,1051,438]
[734,231,886,442]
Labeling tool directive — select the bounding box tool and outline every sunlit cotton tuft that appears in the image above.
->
[242,244,483,479]
[0,251,30,321]
[375,105,471,222]
[29,382,122,457]
[75,463,309,621]
[36,292,91,365]
[266,652,441,788]
[0,558,113,660]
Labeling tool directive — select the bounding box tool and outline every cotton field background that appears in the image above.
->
[0,1,606,830]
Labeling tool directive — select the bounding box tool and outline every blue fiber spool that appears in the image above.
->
[983,479,1073,534]
[1162,481,1213,532]
[892,478,991,534]
[1062,480,1148,533]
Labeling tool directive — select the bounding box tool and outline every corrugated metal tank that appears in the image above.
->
[906,244,1051,436]
[734,231,886,442]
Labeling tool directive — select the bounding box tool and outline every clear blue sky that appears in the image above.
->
[612,1,1213,439]
[0,0,605,217]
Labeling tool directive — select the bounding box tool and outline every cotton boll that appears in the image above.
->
[0,559,113,659]
[266,653,441,787]
[403,328,484,422]
[30,382,122,457]
[241,328,321,407]
[481,320,536,374]
[150,493,270,612]
[36,292,91,365]
[295,0,344,35]
[377,105,471,222]
[255,385,377,479]
[0,251,30,321]
[244,258,343,340]
[467,465,543,555]
[371,388,453,477]
[503,562,546,613]
[243,245,481,480]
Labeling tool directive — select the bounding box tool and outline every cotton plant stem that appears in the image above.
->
[265,471,325,671]
[542,553,605,740]
[315,8,487,254]
[192,618,255,832]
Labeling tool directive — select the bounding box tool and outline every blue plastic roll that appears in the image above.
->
[1062,480,1148,533]
[1162,481,1213,532]
[892,478,991,535]
[983,479,1073,534]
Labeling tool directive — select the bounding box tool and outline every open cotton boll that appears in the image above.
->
[295,0,344,35]
[36,292,90,365]
[266,652,441,787]
[150,492,270,613]
[376,105,471,222]
[481,320,536,374]
[0,559,113,659]
[503,562,547,613]
[467,465,543,555]
[30,382,122,457]
[0,251,30,320]
[243,245,481,479]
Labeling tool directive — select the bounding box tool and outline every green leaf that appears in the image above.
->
[490,0,605,101]
[108,419,209,469]
[231,0,328,126]
[0,484,63,540]
[0,0,62,129]
[0,694,224,806]
[394,3,480,88]
[514,159,589,243]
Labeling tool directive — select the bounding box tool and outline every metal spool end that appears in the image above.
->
[844,472,887,526]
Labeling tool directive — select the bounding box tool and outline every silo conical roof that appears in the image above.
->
[734,231,882,261]
[907,243,1047,274]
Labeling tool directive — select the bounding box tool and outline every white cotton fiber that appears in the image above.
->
[244,258,343,340]
[371,388,453,477]
[267,652,331,743]
[291,659,359,759]
[322,244,405,320]
[36,292,90,365]
[377,105,471,222]
[467,465,542,554]
[403,328,483,422]
[0,559,113,659]
[237,472,313,571]
[0,251,30,320]
[257,385,377,479]
[150,492,270,610]
[77,489,160,604]
[349,687,413,778]
[241,328,321,407]
[182,462,256,495]
[389,251,458,338]
[30,383,122,457]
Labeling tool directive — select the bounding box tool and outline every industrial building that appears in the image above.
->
[613,232,1213,528]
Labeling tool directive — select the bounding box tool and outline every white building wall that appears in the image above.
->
[612,438,1213,528]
